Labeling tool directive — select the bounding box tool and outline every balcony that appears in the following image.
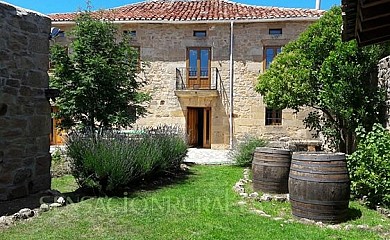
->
[175,67,220,98]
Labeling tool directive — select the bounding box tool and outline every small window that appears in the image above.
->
[269,28,282,35]
[265,108,282,125]
[193,30,207,37]
[124,30,137,38]
[264,46,282,70]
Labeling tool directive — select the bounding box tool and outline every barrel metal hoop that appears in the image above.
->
[292,153,345,162]
[291,160,346,168]
[256,147,291,155]
[254,177,288,182]
[253,162,291,167]
[289,168,349,175]
[289,175,350,183]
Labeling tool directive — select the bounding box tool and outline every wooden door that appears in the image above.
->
[187,108,198,146]
[187,47,211,89]
[187,107,211,148]
[203,108,211,148]
[50,106,64,145]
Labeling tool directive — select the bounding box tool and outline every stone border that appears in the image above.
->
[0,190,67,229]
[233,168,389,237]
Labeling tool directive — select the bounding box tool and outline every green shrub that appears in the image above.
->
[51,148,72,177]
[229,136,267,167]
[347,124,390,208]
[66,125,188,194]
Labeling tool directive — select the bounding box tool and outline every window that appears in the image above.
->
[186,47,211,89]
[269,28,282,35]
[193,30,207,37]
[123,30,137,38]
[265,108,282,125]
[264,46,282,70]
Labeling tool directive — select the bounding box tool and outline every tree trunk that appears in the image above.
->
[339,128,356,154]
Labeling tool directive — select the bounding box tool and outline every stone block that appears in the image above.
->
[35,154,51,176]
[0,50,11,62]
[20,20,38,34]
[32,53,49,72]
[9,33,28,48]
[2,129,23,138]
[9,118,28,130]
[5,78,20,88]
[28,36,49,54]
[0,171,13,185]
[22,157,35,167]
[27,115,50,136]
[35,136,50,152]
[13,168,32,184]
[0,186,10,201]
[30,174,51,193]
[8,184,28,199]
[3,86,18,95]
[6,148,25,158]
[19,86,33,96]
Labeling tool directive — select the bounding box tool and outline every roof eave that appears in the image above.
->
[51,17,321,26]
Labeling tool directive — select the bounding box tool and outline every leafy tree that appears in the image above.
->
[256,6,390,154]
[50,12,150,133]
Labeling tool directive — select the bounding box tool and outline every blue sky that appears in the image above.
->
[3,0,340,14]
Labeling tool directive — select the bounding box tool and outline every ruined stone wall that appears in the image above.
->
[0,3,51,200]
[53,19,318,149]
[378,55,390,128]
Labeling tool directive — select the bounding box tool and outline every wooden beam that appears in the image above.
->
[360,0,390,8]
[357,35,390,46]
[358,17,390,32]
[358,2,390,21]
[357,24,390,46]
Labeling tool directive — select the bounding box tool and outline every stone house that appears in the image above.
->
[49,0,324,149]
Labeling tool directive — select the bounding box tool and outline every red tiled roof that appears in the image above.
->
[49,0,324,22]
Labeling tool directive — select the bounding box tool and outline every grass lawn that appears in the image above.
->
[2,165,389,239]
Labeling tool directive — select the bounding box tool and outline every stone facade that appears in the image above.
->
[378,55,390,128]
[53,19,318,149]
[0,3,51,200]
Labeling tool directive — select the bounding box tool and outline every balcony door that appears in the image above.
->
[187,47,211,89]
[187,107,211,148]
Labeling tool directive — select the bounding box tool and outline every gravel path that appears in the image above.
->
[184,148,233,165]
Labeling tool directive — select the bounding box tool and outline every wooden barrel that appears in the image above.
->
[288,152,350,223]
[252,147,291,194]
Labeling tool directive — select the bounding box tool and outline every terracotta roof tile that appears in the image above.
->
[49,0,324,22]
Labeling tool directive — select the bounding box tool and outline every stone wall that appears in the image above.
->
[0,3,51,200]
[378,55,390,128]
[53,19,318,149]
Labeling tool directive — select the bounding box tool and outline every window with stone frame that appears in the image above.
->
[263,46,282,70]
[123,30,137,39]
[265,107,282,125]
[269,28,282,35]
[263,46,283,125]
[193,30,207,37]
